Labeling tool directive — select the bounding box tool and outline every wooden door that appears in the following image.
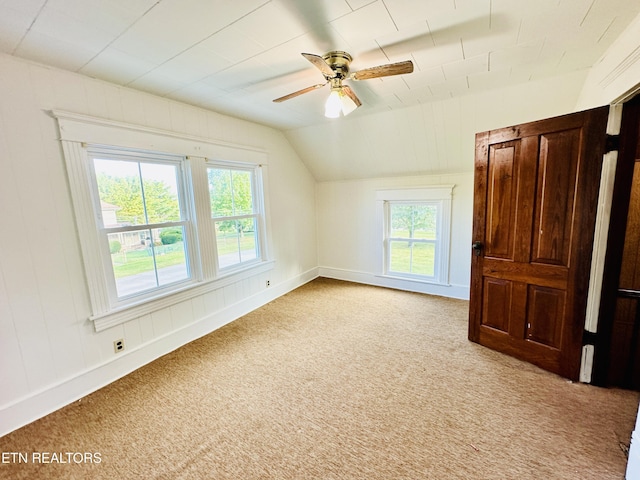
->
[468,106,610,380]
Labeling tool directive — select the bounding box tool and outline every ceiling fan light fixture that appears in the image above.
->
[340,93,358,116]
[324,88,343,118]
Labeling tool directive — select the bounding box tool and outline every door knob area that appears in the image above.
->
[472,241,483,256]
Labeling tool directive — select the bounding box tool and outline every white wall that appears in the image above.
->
[285,70,591,182]
[314,69,590,300]
[0,53,318,436]
[317,173,473,299]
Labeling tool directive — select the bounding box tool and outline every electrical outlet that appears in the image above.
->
[266,280,271,287]
[113,339,125,353]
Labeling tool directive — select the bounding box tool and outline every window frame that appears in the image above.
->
[385,201,442,280]
[54,110,273,332]
[86,145,197,308]
[377,186,454,286]
[206,160,266,274]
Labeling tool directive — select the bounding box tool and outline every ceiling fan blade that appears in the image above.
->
[341,85,362,108]
[278,0,335,50]
[272,83,327,103]
[349,60,414,81]
[302,53,335,78]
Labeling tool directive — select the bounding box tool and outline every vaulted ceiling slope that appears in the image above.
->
[1,0,639,180]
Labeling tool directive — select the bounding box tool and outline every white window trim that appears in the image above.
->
[206,160,267,275]
[53,110,273,332]
[86,145,198,309]
[376,186,454,286]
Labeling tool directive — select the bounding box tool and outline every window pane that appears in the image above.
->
[214,218,258,269]
[139,162,182,223]
[390,204,437,239]
[389,241,436,277]
[412,242,435,276]
[215,220,241,268]
[155,227,189,286]
[412,205,437,239]
[94,159,183,226]
[109,227,188,298]
[208,168,233,217]
[390,204,413,238]
[231,170,254,216]
[238,218,258,262]
[109,230,156,296]
[94,159,145,226]
[208,167,254,218]
[390,240,411,273]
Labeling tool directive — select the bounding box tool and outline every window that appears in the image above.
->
[207,164,261,271]
[88,148,192,301]
[377,186,453,285]
[387,203,438,277]
[54,110,271,331]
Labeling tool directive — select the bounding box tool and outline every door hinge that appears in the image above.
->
[605,134,620,153]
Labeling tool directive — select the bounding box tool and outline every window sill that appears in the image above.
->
[376,273,450,287]
[91,260,275,332]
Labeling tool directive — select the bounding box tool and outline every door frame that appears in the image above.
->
[592,94,640,386]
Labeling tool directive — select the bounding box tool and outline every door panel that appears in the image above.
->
[481,278,512,332]
[469,106,609,380]
[486,142,519,260]
[533,130,580,266]
[526,285,566,349]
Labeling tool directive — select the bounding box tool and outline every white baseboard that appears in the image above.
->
[318,267,470,300]
[0,267,319,437]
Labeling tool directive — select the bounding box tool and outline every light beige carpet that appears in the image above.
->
[1,278,638,479]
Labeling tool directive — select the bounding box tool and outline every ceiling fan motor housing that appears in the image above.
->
[322,51,352,79]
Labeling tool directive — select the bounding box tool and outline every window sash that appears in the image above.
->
[388,239,437,278]
[87,150,197,305]
[378,190,452,285]
[207,163,264,273]
[384,200,442,281]
[103,220,187,234]
[211,213,257,222]
[388,237,437,243]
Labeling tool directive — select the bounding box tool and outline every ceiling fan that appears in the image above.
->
[273,51,414,118]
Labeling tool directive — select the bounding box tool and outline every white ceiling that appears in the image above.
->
[1,0,640,180]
